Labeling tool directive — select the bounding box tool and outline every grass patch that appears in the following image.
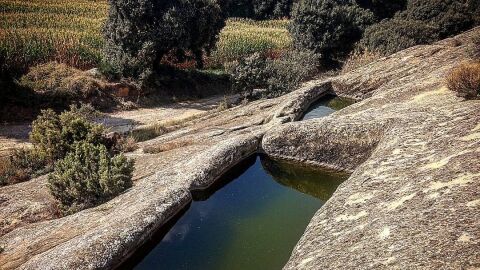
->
[208,18,292,68]
[131,112,208,142]
[143,139,195,154]
[447,61,480,99]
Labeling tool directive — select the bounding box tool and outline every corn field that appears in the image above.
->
[0,0,291,75]
[208,18,292,67]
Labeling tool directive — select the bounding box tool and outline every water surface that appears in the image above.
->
[302,95,355,120]
[123,94,352,270]
[125,156,348,270]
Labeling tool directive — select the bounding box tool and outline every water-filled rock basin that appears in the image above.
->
[123,94,352,269]
[127,156,348,270]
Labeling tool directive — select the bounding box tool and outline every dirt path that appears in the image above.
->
[0,94,235,156]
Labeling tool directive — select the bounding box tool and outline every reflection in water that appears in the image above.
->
[126,156,349,270]
[261,157,349,202]
[302,95,355,120]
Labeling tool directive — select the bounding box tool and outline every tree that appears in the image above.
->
[356,0,407,19]
[359,18,439,55]
[104,0,225,81]
[397,0,476,38]
[252,0,294,19]
[358,0,479,56]
[289,0,375,64]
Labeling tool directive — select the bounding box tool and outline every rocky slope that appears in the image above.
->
[263,28,480,269]
[0,27,479,269]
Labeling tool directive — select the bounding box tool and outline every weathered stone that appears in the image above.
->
[263,27,480,269]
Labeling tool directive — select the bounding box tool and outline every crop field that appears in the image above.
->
[0,0,291,75]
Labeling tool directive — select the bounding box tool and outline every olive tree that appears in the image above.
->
[104,0,225,80]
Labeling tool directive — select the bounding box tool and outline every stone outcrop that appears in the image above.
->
[0,27,479,269]
[263,28,480,269]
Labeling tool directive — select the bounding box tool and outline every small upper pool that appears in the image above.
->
[302,95,355,120]
[123,156,348,270]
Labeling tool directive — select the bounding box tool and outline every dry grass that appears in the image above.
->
[131,112,208,142]
[342,49,383,74]
[20,62,103,96]
[447,61,480,99]
[143,139,194,154]
[115,136,138,153]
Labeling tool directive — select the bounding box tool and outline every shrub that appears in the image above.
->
[228,53,270,96]
[289,0,375,64]
[265,50,320,96]
[252,0,294,19]
[0,148,50,186]
[221,0,293,19]
[398,0,476,39]
[359,19,439,55]
[103,0,225,81]
[229,50,320,98]
[48,142,134,213]
[358,0,479,55]
[447,61,480,99]
[30,106,105,163]
[19,62,111,108]
[356,0,407,19]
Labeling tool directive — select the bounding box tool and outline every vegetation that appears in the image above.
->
[1,104,111,186]
[359,19,439,55]
[356,0,407,19]
[447,61,480,99]
[19,62,116,109]
[29,107,105,162]
[0,0,291,78]
[289,0,375,64]
[221,0,294,19]
[229,50,319,97]
[103,0,225,82]
[341,49,382,73]
[359,0,479,55]
[0,0,107,77]
[48,142,134,213]
[208,19,292,68]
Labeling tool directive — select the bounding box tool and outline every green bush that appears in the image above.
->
[398,0,476,39]
[359,19,439,55]
[358,0,479,55]
[289,0,375,64]
[48,142,134,213]
[228,53,270,96]
[265,50,320,96]
[228,50,320,98]
[356,0,407,19]
[220,0,293,19]
[30,106,105,162]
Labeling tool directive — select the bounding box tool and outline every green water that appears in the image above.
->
[302,95,355,120]
[122,94,352,269]
[124,156,348,270]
